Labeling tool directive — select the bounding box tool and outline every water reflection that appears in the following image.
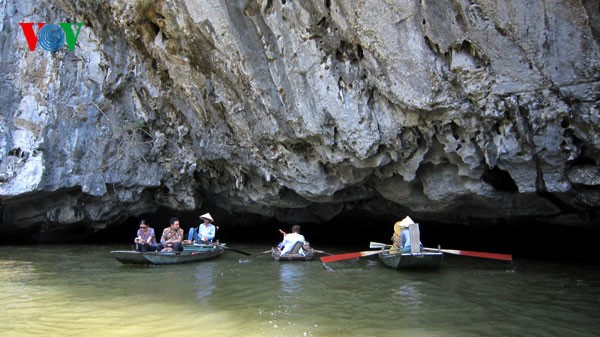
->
[276,263,305,316]
[390,281,424,310]
[278,263,304,295]
[268,262,314,336]
[193,262,216,305]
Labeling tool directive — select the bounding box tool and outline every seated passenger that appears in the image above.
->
[134,219,158,252]
[187,213,216,243]
[278,225,306,255]
[158,217,184,252]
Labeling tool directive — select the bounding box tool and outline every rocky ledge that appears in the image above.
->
[1,0,599,242]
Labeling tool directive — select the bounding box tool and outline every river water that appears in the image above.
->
[1,244,598,337]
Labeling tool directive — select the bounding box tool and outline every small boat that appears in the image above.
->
[272,242,315,261]
[378,219,442,270]
[110,244,224,265]
[110,250,152,265]
[378,250,443,270]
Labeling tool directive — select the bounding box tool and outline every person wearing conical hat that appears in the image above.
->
[391,216,414,253]
[187,212,216,243]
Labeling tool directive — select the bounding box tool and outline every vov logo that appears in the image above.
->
[19,22,84,52]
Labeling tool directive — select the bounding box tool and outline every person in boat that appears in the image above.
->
[391,216,423,253]
[277,225,306,255]
[187,212,216,244]
[392,221,411,253]
[158,217,184,252]
[134,219,158,252]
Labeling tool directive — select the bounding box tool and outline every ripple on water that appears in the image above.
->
[1,245,600,337]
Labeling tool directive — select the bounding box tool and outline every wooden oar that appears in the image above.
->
[320,250,385,263]
[260,248,331,256]
[371,241,512,261]
[217,244,252,256]
[423,247,512,261]
[312,249,332,256]
[369,242,391,249]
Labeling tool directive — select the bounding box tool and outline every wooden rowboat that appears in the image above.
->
[272,245,315,261]
[377,220,442,270]
[378,250,443,270]
[110,244,224,265]
[110,250,152,265]
[142,248,223,265]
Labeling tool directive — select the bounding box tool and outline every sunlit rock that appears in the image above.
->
[0,0,599,241]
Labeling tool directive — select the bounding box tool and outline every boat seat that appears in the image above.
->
[289,241,304,254]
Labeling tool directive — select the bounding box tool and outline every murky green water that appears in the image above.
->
[1,244,599,337]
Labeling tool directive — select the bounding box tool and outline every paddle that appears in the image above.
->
[370,241,512,261]
[320,250,386,263]
[220,245,252,256]
[260,246,331,254]
[369,242,391,249]
[312,249,332,256]
[423,247,512,261]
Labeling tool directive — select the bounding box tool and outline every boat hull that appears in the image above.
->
[378,251,443,270]
[272,247,315,261]
[110,250,152,265]
[110,245,224,265]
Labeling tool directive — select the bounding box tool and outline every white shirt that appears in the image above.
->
[281,232,305,254]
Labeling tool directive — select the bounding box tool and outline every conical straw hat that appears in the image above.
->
[394,216,414,234]
[199,213,214,222]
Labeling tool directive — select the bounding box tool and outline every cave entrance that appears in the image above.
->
[90,209,600,262]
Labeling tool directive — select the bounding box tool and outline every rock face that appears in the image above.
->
[1,0,599,241]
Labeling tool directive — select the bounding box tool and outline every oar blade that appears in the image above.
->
[451,249,512,261]
[320,250,382,263]
[320,252,363,263]
[369,242,389,249]
[426,247,512,261]
[312,249,332,256]
[360,250,383,258]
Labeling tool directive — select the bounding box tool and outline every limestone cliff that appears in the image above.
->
[1,0,599,241]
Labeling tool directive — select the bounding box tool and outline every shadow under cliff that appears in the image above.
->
[81,208,600,263]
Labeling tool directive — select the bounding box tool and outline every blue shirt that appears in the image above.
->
[198,223,216,241]
[400,228,411,249]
